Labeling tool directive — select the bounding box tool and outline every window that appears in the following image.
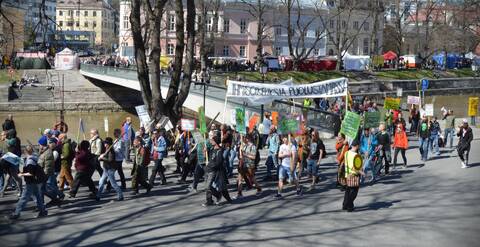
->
[315,29,322,37]
[313,48,318,56]
[275,27,282,35]
[76,22,79,27]
[342,20,347,29]
[123,15,129,29]
[67,21,74,27]
[329,20,334,29]
[84,11,88,16]
[59,21,63,26]
[239,46,246,57]
[364,22,369,31]
[59,10,63,16]
[223,46,229,56]
[363,38,369,55]
[84,21,88,27]
[93,21,97,28]
[223,18,230,33]
[275,47,281,56]
[240,19,247,33]
[168,15,175,31]
[353,21,359,30]
[122,42,128,47]
[76,10,79,16]
[93,11,97,17]
[167,44,174,55]
[68,10,73,16]
[207,17,212,32]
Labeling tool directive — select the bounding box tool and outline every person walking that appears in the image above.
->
[9,146,47,220]
[89,129,104,176]
[131,136,152,195]
[444,110,456,149]
[121,117,135,162]
[203,134,232,207]
[429,117,441,156]
[69,141,97,199]
[409,105,420,134]
[264,126,279,181]
[0,147,22,198]
[342,140,364,212]
[113,129,127,189]
[306,130,325,191]
[376,123,392,175]
[275,135,302,198]
[96,137,124,201]
[457,119,473,168]
[418,116,430,162]
[393,123,409,169]
[149,129,168,187]
[241,134,262,197]
[335,133,349,188]
[58,134,74,192]
[38,138,64,206]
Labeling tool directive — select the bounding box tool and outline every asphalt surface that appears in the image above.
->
[0,129,479,247]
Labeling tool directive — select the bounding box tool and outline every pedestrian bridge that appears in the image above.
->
[79,64,340,135]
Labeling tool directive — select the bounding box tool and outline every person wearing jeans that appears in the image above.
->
[444,110,456,149]
[96,137,123,201]
[264,126,279,181]
[39,139,64,206]
[429,117,441,156]
[393,123,409,169]
[113,129,127,189]
[150,130,167,186]
[360,128,377,183]
[418,117,431,162]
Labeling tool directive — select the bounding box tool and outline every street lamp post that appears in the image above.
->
[260,65,268,122]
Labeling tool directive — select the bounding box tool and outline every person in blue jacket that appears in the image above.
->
[360,128,378,183]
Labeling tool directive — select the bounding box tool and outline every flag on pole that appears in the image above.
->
[198,106,207,135]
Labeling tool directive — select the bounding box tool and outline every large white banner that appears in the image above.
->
[226,77,348,105]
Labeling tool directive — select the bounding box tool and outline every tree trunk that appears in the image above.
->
[198,0,207,70]
[255,0,264,67]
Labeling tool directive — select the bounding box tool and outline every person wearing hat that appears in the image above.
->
[457,119,473,168]
[58,134,74,192]
[342,139,364,212]
[203,133,232,206]
[38,138,64,207]
[96,137,123,201]
[38,129,52,148]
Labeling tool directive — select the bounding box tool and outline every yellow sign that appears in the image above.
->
[468,97,479,116]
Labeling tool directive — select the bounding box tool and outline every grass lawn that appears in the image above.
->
[217,68,477,84]
[0,69,22,84]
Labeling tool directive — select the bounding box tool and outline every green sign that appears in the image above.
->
[235,107,246,134]
[384,97,401,110]
[198,106,207,135]
[192,131,206,164]
[364,111,381,129]
[278,115,299,134]
[340,111,361,139]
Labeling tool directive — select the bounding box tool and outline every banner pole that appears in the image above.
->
[222,97,228,124]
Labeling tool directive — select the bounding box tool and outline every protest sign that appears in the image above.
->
[340,111,361,139]
[181,119,196,131]
[248,114,260,132]
[468,97,479,116]
[271,111,279,126]
[407,95,421,105]
[384,97,401,110]
[235,108,246,134]
[425,104,434,116]
[278,115,299,134]
[364,111,381,129]
[192,131,206,164]
[135,105,151,127]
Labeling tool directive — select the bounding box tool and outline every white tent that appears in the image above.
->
[342,52,370,71]
[54,48,79,70]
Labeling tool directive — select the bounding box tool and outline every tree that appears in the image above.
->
[241,0,271,67]
[280,0,328,70]
[0,0,16,56]
[198,0,221,70]
[130,0,196,125]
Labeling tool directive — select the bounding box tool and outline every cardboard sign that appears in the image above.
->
[340,111,361,139]
[192,131,206,164]
[468,97,479,116]
[271,111,279,126]
[364,111,381,129]
[425,104,434,116]
[135,105,151,127]
[235,108,246,134]
[384,97,401,110]
[181,119,196,131]
[407,96,421,105]
[248,114,260,132]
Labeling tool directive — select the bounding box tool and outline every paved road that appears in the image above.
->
[1,129,479,247]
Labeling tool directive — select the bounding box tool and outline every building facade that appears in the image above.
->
[118,1,383,62]
[56,0,117,50]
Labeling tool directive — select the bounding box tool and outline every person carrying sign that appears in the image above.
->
[275,135,302,198]
[342,139,364,212]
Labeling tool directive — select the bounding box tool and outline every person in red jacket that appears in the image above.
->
[69,141,97,199]
[393,123,408,169]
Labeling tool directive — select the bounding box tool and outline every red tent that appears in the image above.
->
[383,51,397,60]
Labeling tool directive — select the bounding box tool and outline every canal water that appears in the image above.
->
[0,94,477,142]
